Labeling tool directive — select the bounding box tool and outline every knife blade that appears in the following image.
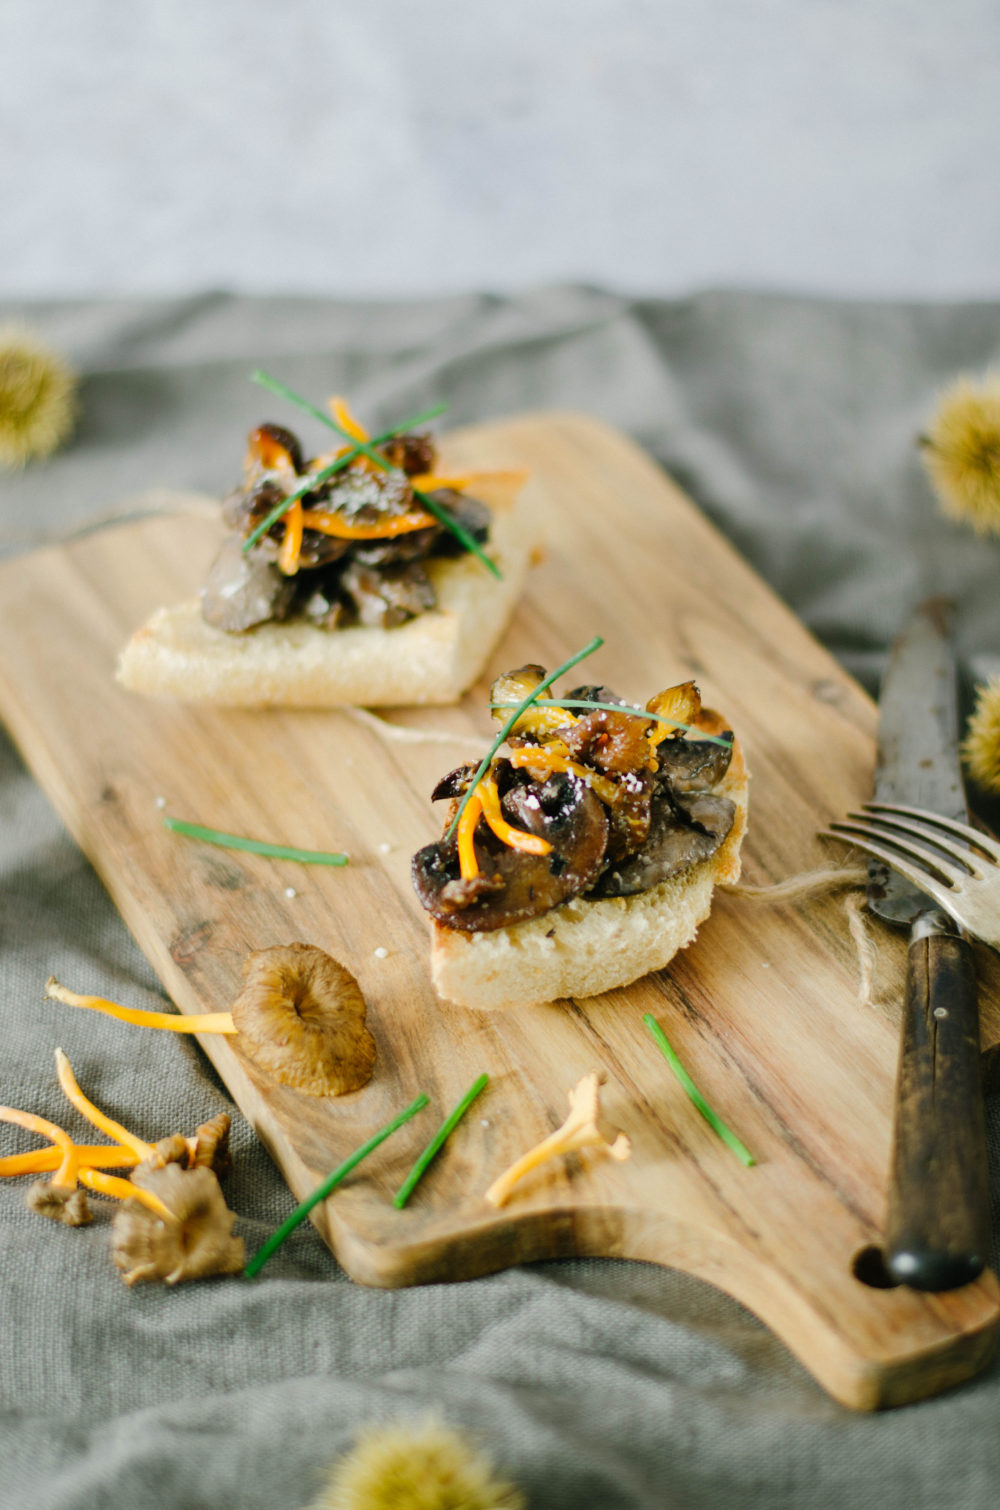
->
[870,598,990,1290]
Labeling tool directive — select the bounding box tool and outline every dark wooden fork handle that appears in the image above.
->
[885,909,991,1290]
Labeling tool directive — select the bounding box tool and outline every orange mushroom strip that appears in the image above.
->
[46,977,237,1036]
[408,473,473,492]
[302,507,437,539]
[78,1167,175,1222]
[0,1144,138,1177]
[0,1106,79,1190]
[411,468,529,494]
[248,427,295,471]
[477,771,553,858]
[457,791,483,881]
[329,396,369,444]
[54,1048,156,1163]
[278,498,304,574]
[246,427,299,492]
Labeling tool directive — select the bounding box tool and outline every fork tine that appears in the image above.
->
[821,824,962,915]
[844,809,982,876]
[863,801,1000,863]
[832,817,969,889]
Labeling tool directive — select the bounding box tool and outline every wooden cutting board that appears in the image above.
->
[2,410,999,1412]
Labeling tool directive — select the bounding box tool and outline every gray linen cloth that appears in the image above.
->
[2,288,1000,1509]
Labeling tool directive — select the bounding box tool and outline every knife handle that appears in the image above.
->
[885,910,991,1291]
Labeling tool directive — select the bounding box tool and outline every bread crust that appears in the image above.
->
[116,474,540,708]
[428,710,748,1010]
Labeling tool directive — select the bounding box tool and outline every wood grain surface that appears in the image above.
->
[2,410,999,1411]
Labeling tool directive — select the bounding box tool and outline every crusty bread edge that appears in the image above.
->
[115,474,542,708]
[428,711,748,1011]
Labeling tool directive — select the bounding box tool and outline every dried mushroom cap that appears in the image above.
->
[231,943,376,1097]
[25,1180,92,1227]
[112,1164,244,1286]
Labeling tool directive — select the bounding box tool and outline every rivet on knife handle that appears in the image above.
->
[884,911,990,1291]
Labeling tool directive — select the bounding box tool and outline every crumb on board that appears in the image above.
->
[284,887,297,899]
[373,947,389,959]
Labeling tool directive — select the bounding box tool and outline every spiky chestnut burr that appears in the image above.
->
[921,373,1000,536]
[0,325,77,467]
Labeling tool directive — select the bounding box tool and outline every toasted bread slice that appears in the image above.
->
[116,473,540,708]
[428,713,748,1010]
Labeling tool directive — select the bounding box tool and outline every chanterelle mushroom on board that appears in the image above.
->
[484,1072,631,1208]
[231,943,376,1096]
[47,945,377,1099]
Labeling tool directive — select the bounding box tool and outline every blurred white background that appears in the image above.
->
[2,0,998,301]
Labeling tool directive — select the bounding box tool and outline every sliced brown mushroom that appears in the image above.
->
[430,761,479,804]
[231,943,376,1096]
[222,479,284,532]
[378,430,436,476]
[421,489,491,557]
[558,707,654,774]
[345,529,437,569]
[562,682,628,707]
[655,734,733,794]
[111,1164,245,1286]
[591,791,736,896]
[596,768,657,864]
[201,533,297,632]
[338,559,437,628]
[412,769,609,932]
[296,529,352,572]
[245,422,305,482]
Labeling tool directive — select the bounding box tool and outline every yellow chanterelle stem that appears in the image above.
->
[0,1106,79,1190]
[54,1048,156,1162]
[0,1144,137,1178]
[78,1167,175,1222]
[46,978,237,1036]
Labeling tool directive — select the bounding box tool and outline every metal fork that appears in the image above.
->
[822,802,1000,954]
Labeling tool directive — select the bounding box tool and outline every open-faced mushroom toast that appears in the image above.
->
[412,665,748,1009]
[117,394,538,707]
